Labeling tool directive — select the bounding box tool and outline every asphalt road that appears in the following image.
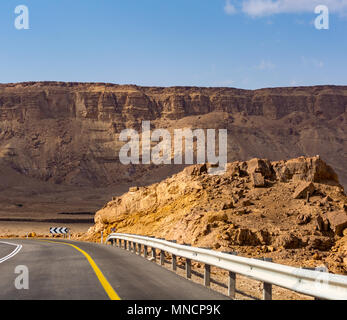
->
[0,239,229,300]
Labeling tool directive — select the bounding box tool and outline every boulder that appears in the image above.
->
[274,233,302,249]
[251,172,266,188]
[229,228,260,246]
[323,195,333,202]
[293,182,315,199]
[296,213,311,225]
[315,215,330,232]
[184,164,208,176]
[246,158,274,179]
[241,199,253,207]
[307,236,333,251]
[221,201,234,210]
[326,211,347,236]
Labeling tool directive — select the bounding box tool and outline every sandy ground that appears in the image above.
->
[0,221,93,237]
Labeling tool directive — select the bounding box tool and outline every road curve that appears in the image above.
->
[0,239,229,300]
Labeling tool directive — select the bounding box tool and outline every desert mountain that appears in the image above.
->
[86,157,347,274]
[0,82,346,190]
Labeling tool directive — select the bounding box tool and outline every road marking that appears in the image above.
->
[41,240,121,300]
[0,242,22,264]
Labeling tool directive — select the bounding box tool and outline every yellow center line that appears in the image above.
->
[39,240,121,300]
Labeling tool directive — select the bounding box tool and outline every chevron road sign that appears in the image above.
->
[50,227,69,235]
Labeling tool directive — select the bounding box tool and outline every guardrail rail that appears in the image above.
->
[106,233,347,300]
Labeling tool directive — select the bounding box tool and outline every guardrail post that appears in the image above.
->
[222,251,237,299]
[228,271,236,299]
[144,245,148,258]
[186,259,192,279]
[204,264,211,287]
[138,243,142,255]
[151,248,156,262]
[263,282,272,300]
[172,254,177,271]
[160,250,165,265]
[124,240,128,250]
[262,258,273,300]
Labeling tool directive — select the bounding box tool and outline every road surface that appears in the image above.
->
[0,239,229,300]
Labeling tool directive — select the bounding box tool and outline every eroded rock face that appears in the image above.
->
[0,82,346,187]
[272,157,339,184]
[85,156,347,274]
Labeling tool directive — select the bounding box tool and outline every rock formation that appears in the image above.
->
[0,82,346,188]
[86,156,347,274]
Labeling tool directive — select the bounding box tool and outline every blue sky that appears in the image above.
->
[0,0,346,89]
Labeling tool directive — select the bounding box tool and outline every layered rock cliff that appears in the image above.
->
[0,82,346,188]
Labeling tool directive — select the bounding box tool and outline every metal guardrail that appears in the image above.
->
[106,233,347,300]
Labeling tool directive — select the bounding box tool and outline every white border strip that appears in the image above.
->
[0,241,22,264]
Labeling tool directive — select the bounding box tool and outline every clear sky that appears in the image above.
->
[0,0,346,89]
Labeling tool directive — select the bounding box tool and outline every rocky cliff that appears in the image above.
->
[86,157,347,274]
[0,82,346,188]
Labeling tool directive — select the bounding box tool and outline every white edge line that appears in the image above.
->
[0,241,23,264]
